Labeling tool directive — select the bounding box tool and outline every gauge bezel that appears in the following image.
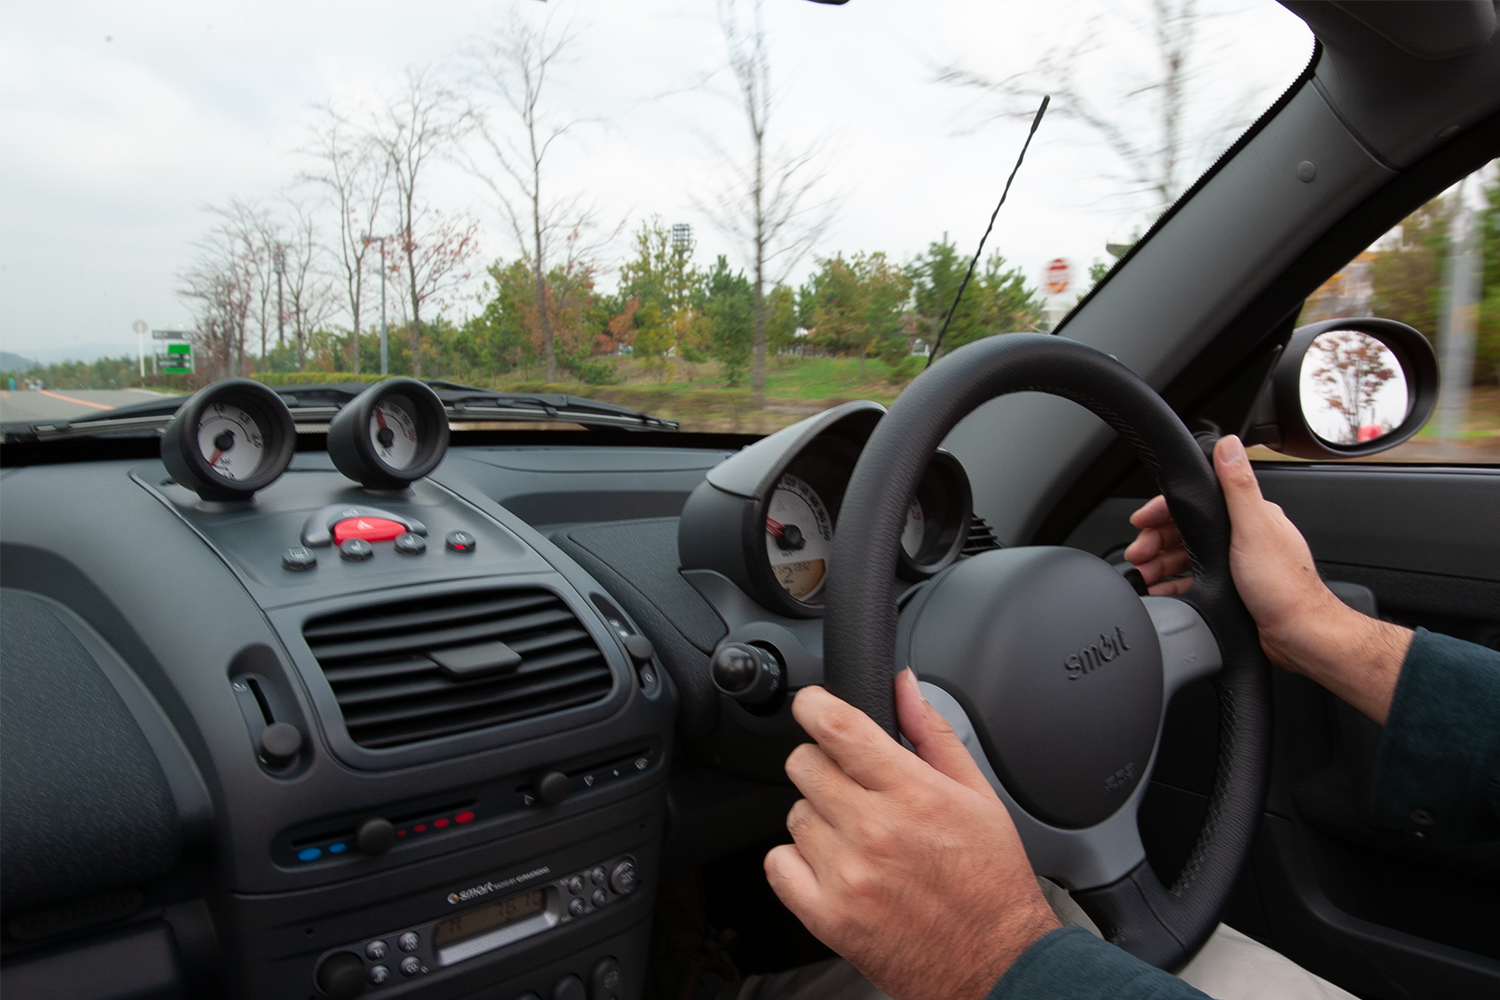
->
[160,379,297,501]
[749,436,859,616]
[326,378,451,489]
[896,449,973,581]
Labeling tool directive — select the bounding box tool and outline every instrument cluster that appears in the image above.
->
[161,378,450,501]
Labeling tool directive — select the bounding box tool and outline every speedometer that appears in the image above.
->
[765,474,834,602]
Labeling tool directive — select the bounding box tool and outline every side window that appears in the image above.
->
[1249,160,1499,465]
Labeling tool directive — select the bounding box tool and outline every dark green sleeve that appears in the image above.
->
[987,928,1208,1000]
[1370,627,1500,842]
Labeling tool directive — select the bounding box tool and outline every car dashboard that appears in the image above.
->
[0,401,993,1000]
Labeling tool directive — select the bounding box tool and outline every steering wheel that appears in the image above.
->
[824,334,1271,970]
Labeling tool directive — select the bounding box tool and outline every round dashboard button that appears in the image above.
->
[400,956,421,977]
[590,866,607,885]
[609,859,637,895]
[366,940,388,960]
[552,975,586,1000]
[282,546,317,571]
[340,538,374,561]
[591,888,607,908]
[398,931,419,952]
[369,964,390,985]
[394,532,427,555]
[567,875,585,894]
[568,897,586,917]
[445,530,477,553]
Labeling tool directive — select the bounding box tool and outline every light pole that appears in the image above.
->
[273,245,287,350]
[363,233,392,376]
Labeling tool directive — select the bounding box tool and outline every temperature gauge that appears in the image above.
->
[370,398,420,469]
[765,474,834,603]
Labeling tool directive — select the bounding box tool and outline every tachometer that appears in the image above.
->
[901,499,925,558]
[765,474,834,602]
[370,398,419,469]
[327,378,450,489]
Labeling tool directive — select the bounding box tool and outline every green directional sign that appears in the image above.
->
[156,341,193,374]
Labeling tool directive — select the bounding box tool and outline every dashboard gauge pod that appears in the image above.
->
[896,449,973,581]
[327,378,450,489]
[161,378,297,501]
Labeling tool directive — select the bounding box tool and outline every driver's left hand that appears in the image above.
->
[765,669,1061,1000]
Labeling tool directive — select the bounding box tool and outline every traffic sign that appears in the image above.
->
[152,329,192,340]
[132,320,148,334]
[1044,258,1072,295]
[156,342,193,374]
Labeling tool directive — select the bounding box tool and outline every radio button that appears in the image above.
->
[370,965,391,985]
[400,956,421,977]
[552,975,586,1000]
[610,860,637,895]
[567,875,585,894]
[591,888,607,908]
[590,866,607,885]
[366,939,388,960]
[398,931,419,952]
[569,897,586,917]
[591,957,622,1000]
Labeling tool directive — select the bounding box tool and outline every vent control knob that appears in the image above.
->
[356,817,397,856]
[316,951,367,999]
[622,634,654,663]
[537,771,571,806]
[710,643,783,706]
[259,723,302,766]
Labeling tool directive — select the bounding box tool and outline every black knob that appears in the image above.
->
[259,723,302,766]
[316,951,367,999]
[710,643,783,705]
[552,974,586,1000]
[356,817,396,855]
[622,634,654,663]
[778,524,805,551]
[537,770,571,806]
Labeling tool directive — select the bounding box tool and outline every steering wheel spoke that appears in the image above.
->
[1145,597,1223,696]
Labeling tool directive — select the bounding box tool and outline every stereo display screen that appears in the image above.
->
[432,889,547,949]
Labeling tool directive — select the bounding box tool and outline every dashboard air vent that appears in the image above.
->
[961,516,1004,556]
[303,588,613,749]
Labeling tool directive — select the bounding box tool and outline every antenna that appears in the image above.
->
[925,95,1049,368]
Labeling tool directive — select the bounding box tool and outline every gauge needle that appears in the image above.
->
[207,448,223,467]
[376,408,388,432]
[766,517,784,537]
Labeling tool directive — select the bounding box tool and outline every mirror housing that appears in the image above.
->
[1243,317,1439,460]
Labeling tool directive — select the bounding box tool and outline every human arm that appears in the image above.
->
[1124,434,1412,724]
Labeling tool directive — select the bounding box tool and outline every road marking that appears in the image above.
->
[37,390,114,410]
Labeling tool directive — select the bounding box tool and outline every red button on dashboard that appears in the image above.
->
[333,517,407,544]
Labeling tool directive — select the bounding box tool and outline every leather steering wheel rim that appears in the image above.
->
[823,333,1272,969]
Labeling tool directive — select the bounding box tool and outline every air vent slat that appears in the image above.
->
[962,516,1004,557]
[309,607,577,663]
[340,665,609,729]
[303,588,614,750]
[302,592,557,642]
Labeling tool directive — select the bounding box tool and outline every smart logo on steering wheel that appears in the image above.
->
[1064,627,1130,680]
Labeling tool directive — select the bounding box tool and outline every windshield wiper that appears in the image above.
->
[0,382,677,444]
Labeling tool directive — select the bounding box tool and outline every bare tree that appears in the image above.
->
[302,106,390,374]
[179,208,259,379]
[707,0,834,403]
[277,200,336,370]
[465,7,598,383]
[937,0,1239,217]
[372,67,474,377]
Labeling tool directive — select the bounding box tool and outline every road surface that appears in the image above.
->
[0,388,173,424]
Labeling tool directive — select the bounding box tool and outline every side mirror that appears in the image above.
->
[1244,317,1439,460]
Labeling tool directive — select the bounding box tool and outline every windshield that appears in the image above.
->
[2,0,1314,435]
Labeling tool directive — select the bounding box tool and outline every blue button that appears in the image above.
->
[328,842,347,854]
[297,847,323,862]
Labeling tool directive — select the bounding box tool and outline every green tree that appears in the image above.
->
[908,237,1041,359]
[1370,196,1449,340]
[702,256,753,385]
[801,252,912,372]
[631,300,674,381]
[1478,175,1500,386]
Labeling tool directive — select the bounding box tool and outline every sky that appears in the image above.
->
[0,0,1313,363]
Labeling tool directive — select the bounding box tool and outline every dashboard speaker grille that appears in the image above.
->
[303,588,613,749]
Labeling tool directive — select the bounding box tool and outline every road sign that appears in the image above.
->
[1044,258,1072,295]
[132,320,148,334]
[152,329,192,340]
[156,342,193,374]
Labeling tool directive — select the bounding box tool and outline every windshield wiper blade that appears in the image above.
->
[430,386,679,431]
